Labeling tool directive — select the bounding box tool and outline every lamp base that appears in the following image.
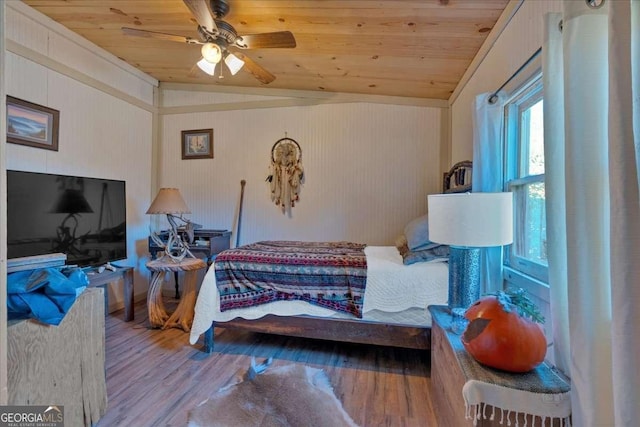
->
[448,246,481,310]
[164,214,194,262]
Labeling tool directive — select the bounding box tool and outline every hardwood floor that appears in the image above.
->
[97,301,438,427]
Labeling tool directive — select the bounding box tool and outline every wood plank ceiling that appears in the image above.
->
[20,0,510,100]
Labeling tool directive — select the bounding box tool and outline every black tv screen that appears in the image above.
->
[7,170,127,267]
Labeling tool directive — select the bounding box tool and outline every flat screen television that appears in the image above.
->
[7,170,127,267]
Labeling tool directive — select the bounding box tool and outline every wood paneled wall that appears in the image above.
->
[159,90,443,246]
[5,4,157,307]
[449,0,562,163]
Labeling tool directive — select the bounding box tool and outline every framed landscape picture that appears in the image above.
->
[6,96,60,151]
[181,128,214,160]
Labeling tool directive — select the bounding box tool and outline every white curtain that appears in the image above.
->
[543,1,640,426]
[472,93,505,295]
[542,11,571,385]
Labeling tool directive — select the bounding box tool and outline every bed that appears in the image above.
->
[189,162,472,353]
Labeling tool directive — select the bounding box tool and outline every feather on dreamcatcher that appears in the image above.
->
[266,137,304,214]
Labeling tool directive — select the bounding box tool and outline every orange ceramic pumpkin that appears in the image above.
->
[461,291,547,373]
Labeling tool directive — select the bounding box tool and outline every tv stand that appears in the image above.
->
[96,262,117,273]
[86,265,134,321]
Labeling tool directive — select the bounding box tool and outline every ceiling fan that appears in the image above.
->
[121,0,296,84]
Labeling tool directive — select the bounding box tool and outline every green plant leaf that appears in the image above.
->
[489,288,545,324]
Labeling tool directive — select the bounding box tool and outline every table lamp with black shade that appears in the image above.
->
[146,188,198,262]
[50,188,94,256]
[427,192,513,317]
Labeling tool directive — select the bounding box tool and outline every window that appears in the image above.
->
[504,76,548,285]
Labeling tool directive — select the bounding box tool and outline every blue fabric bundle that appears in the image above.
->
[7,267,89,325]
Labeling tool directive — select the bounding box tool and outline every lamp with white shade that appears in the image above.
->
[427,192,513,310]
[146,188,199,262]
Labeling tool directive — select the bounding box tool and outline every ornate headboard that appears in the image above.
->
[443,160,473,193]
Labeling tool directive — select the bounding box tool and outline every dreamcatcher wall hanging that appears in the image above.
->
[266,136,304,214]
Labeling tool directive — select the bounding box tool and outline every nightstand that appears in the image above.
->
[148,229,230,297]
[146,257,206,332]
[428,305,571,427]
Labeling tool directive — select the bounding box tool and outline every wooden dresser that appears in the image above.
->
[7,288,107,427]
[429,305,571,427]
[430,306,474,427]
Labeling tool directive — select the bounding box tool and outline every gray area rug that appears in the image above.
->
[188,359,359,427]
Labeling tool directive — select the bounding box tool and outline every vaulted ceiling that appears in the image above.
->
[20,0,510,100]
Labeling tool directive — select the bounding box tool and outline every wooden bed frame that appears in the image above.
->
[201,161,472,353]
[443,160,472,194]
[204,315,431,352]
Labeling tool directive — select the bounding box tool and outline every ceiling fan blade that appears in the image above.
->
[122,27,200,44]
[183,0,218,34]
[235,31,297,49]
[234,53,275,84]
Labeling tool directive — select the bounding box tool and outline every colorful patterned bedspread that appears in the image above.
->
[215,241,367,318]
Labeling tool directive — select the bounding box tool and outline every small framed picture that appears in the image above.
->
[6,96,60,151]
[181,128,214,160]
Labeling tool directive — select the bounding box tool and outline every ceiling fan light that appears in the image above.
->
[197,58,216,76]
[201,43,222,63]
[224,53,245,75]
